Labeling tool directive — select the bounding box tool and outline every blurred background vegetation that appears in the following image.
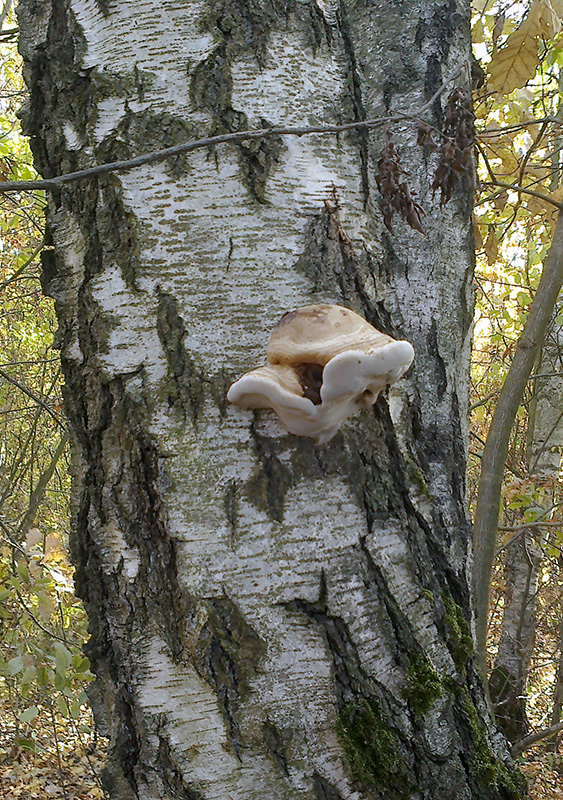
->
[0,3,105,797]
[1,0,563,798]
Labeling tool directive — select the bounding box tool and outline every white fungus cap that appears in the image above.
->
[227,304,414,445]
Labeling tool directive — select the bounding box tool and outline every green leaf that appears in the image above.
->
[54,670,67,691]
[56,695,68,717]
[69,700,81,719]
[517,291,532,306]
[73,656,90,673]
[54,642,72,675]
[19,706,39,723]
[21,665,36,685]
[14,736,40,752]
[17,563,30,584]
[7,656,24,676]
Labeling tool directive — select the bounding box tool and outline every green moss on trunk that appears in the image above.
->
[337,697,412,799]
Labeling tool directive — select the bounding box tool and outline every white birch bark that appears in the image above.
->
[490,306,563,742]
[18,1,524,798]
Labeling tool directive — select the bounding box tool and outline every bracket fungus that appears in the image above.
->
[227,304,414,445]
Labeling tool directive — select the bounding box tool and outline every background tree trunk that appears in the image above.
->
[490,303,563,745]
[489,532,542,743]
[18,1,523,798]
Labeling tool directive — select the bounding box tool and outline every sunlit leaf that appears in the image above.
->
[19,705,39,723]
[7,655,24,675]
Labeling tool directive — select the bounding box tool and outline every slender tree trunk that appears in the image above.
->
[472,213,563,667]
[489,532,542,743]
[18,1,523,798]
[490,301,563,743]
[547,617,563,753]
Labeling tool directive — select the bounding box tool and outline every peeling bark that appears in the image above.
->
[18,1,523,798]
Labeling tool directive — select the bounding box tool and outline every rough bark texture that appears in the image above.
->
[489,301,563,743]
[489,534,542,743]
[18,1,523,798]
[529,303,563,475]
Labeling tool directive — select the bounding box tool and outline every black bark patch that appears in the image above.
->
[97,181,141,289]
[96,109,195,179]
[295,198,393,333]
[190,45,284,202]
[200,0,329,62]
[193,595,266,751]
[93,66,158,105]
[414,0,459,64]
[224,479,239,540]
[156,289,205,421]
[426,319,447,400]
[283,572,392,709]
[263,718,291,775]
[246,416,293,521]
[158,736,206,800]
[208,367,232,417]
[333,1,370,205]
[201,0,281,64]
[19,2,92,179]
[113,684,141,792]
[424,54,443,123]
[95,0,112,15]
[313,772,345,800]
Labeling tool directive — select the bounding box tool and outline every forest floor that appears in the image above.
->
[521,757,563,799]
[0,713,106,800]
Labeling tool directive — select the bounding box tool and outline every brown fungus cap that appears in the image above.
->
[268,304,393,367]
[228,304,414,445]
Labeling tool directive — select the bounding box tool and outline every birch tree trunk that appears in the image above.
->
[488,533,542,743]
[18,1,524,798]
[489,313,563,743]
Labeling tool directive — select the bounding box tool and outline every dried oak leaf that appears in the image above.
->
[376,140,425,233]
[416,121,438,152]
[432,87,476,205]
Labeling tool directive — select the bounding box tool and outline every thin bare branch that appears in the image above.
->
[0,67,462,193]
[0,367,64,428]
[511,722,563,756]
[481,179,563,211]
[19,433,69,536]
[0,0,13,29]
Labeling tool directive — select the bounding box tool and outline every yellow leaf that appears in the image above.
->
[497,146,519,175]
[472,18,485,43]
[484,227,499,264]
[550,0,563,16]
[488,2,542,95]
[540,0,563,37]
[473,220,484,250]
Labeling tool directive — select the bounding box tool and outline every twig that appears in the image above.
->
[0,239,44,293]
[19,433,68,536]
[0,0,13,29]
[511,722,563,756]
[499,521,563,531]
[481,179,563,211]
[0,367,64,428]
[0,67,462,193]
